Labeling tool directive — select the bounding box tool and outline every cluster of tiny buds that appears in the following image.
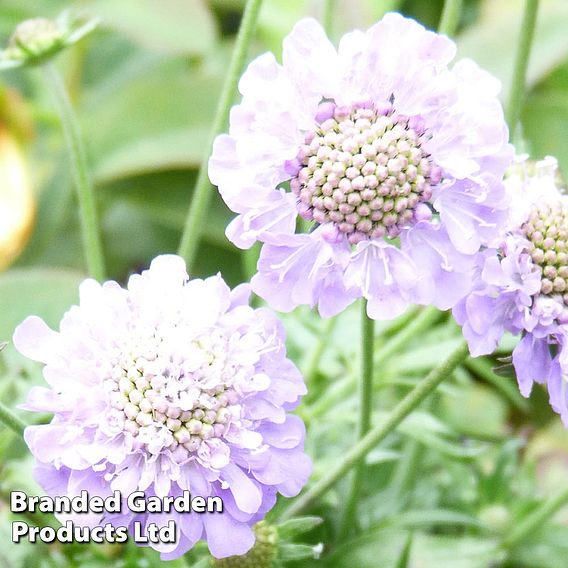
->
[523,202,568,302]
[103,330,237,460]
[213,522,278,568]
[288,100,440,244]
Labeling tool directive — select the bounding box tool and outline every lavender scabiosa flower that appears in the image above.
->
[454,156,568,424]
[13,255,310,559]
[209,13,513,319]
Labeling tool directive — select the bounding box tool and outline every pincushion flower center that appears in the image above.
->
[522,201,568,301]
[103,328,236,461]
[289,100,441,244]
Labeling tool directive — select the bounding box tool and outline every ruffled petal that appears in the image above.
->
[13,316,60,364]
[251,229,355,316]
[282,18,339,101]
[220,463,262,515]
[203,512,255,559]
[512,333,552,397]
[225,189,298,249]
[402,222,475,310]
[434,175,510,254]
[344,240,418,320]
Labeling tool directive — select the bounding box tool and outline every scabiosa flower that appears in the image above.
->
[209,13,512,319]
[13,255,310,559]
[454,156,568,424]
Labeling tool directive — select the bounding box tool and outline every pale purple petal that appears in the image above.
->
[251,229,356,316]
[225,190,298,249]
[512,333,553,397]
[345,240,418,320]
[13,316,60,364]
[402,222,475,310]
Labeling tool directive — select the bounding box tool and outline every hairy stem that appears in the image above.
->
[43,63,105,280]
[0,401,26,437]
[339,301,375,537]
[438,0,463,36]
[177,0,263,270]
[322,0,336,36]
[506,0,540,142]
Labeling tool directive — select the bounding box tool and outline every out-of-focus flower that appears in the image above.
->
[0,11,98,69]
[209,13,512,319]
[14,255,310,559]
[454,155,568,424]
[0,125,35,270]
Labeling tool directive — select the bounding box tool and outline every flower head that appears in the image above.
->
[210,13,512,319]
[0,11,98,69]
[454,156,568,424]
[14,256,310,559]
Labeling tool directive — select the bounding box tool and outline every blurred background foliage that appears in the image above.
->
[1,0,568,567]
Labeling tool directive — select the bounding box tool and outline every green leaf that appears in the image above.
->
[94,127,209,182]
[81,58,223,182]
[276,516,323,539]
[393,533,413,568]
[440,379,510,438]
[278,542,323,561]
[399,412,487,460]
[88,0,217,56]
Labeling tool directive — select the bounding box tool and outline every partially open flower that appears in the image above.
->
[14,256,310,559]
[209,13,512,319]
[0,11,98,69]
[454,156,568,424]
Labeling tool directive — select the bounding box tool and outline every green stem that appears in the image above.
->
[0,401,26,437]
[339,300,375,537]
[43,63,105,281]
[323,0,336,36]
[438,0,463,36]
[177,0,263,270]
[307,306,441,421]
[502,487,568,549]
[506,0,539,142]
[281,341,469,521]
[304,316,337,383]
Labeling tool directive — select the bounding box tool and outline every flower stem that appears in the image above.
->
[177,0,263,271]
[502,486,568,549]
[338,300,375,537]
[307,306,441,421]
[506,0,539,142]
[281,340,469,521]
[0,401,26,437]
[43,63,105,281]
[323,0,336,37]
[438,0,463,36]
